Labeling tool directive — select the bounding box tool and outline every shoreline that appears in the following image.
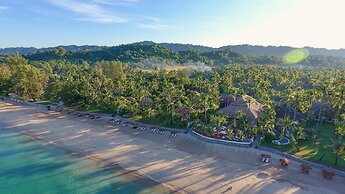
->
[1,101,345,194]
[15,129,184,194]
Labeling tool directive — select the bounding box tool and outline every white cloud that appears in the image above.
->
[0,6,8,12]
[47,0,128,23]
[92,0,138,6]
[138,17,175,30]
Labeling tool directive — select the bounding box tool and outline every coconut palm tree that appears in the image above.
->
[277,117,298,138]
[330,140,345,166]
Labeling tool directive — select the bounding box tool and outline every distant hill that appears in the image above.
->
[2,42,345,68]
[2,42,345,58]
[0,45,102,55]
[219,45,345,57]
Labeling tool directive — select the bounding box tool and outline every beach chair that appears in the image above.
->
[159,128,166,135]
[322,170,335,180]
[109,119,115,123]
[279,158,289,167]
[260,154,271,163]
[301,164,312,174]
[171,131,177,138]
[150,127,157,133]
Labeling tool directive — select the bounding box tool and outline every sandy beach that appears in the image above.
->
[0,101,344,194]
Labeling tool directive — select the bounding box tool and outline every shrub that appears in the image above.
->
[264,130,276,143]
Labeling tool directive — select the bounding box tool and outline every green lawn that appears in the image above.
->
[261,122,345,170]
[80,104,114,114]
[130,115,185,129]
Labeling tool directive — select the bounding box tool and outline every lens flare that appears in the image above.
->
[283,48,309,64]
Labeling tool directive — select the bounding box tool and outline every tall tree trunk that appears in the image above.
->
[335,156,338,166]
[316,108,322,130]
[319,152,327,161]
[294,107,297,121]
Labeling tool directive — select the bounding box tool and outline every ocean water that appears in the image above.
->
[0,130,171,194]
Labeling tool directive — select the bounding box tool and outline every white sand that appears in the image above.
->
[0,101,344,194]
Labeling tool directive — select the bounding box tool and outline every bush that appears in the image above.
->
[264,131,276,143]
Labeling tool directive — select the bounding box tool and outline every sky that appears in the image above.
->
[0,0,345,49]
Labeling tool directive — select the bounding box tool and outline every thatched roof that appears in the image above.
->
[275,106,307,121]
[220,94,236,107]
[175,106,190,117]
[311,101,332,112]
[217,95,262,122]
[140,97,154,106]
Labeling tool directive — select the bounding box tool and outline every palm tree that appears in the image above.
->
[257,105,276,135]
[277,117,298,138]
[330,140,345,166]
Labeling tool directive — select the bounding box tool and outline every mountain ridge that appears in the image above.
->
[2,41,345,58]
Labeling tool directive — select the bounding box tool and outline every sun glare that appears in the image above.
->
[283,48,309,64]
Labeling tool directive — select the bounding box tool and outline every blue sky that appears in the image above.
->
[0,0,344,48]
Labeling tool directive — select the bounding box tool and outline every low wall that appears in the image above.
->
[191,130,252,148]
[257,145,345,177]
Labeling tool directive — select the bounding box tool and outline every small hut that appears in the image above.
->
[140,97,154,107]
[218,95,262,125]
[275,106,307,122]
[310,102,333,122]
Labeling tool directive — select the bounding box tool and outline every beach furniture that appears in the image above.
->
[109,118,115,123]
[260,154,271,163]
[301,164,312,174]
[279,158,289,166]
[159,128,166,135]
[322,169,335,180]
[150,127,157,133]
[171,131,177,138]
[140,126,146,131]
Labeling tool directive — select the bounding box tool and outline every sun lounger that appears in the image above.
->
[260,154,271,163]
[150,127,156,133]
[159,128,166,135]
[279,158,289,166]
[171,131,177,138]
[301,164,312,174]
[322,170,335,179]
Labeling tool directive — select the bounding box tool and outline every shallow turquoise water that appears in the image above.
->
[0,130,170,194]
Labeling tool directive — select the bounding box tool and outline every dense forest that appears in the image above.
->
[1,55,344,151]
[19,43,345,69]
[2,42,345,68]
